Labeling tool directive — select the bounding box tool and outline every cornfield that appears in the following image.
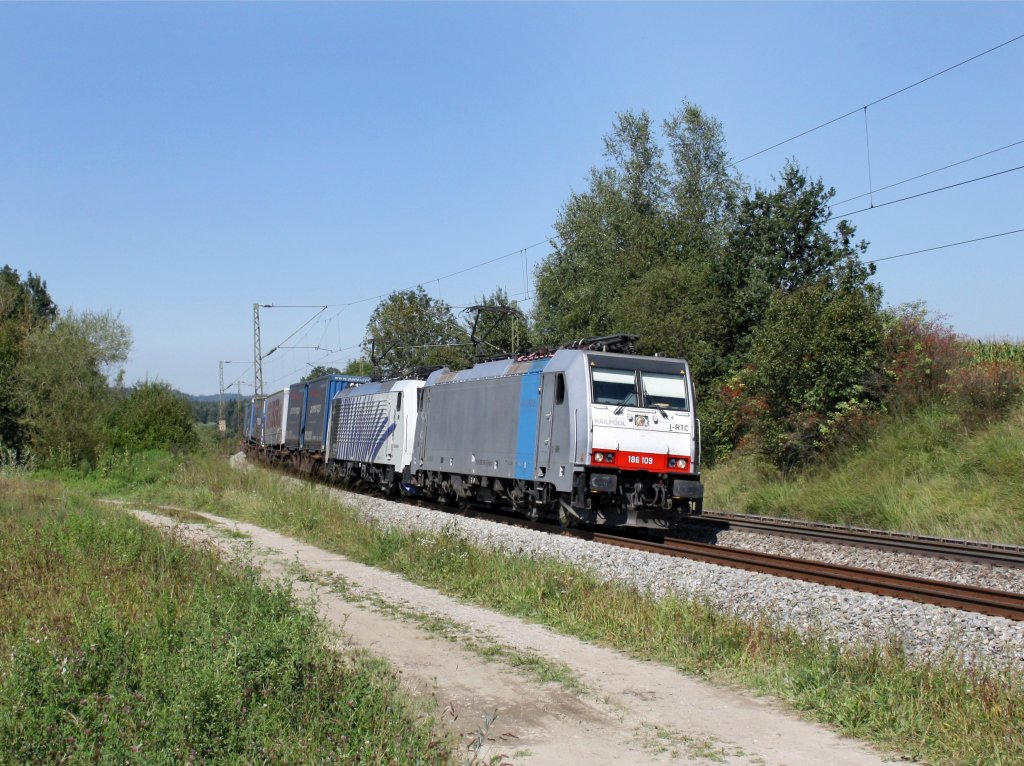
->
[961,339,1024,368]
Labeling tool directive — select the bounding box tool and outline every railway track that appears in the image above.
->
[244,453,1024,621]
[688,511,1024,569]
[471,511,1024,622]
[601,533,1024,622]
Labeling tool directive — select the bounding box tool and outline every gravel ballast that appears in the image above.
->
[312,481,1024,673]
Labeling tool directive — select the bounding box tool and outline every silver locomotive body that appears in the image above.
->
[410,348,703,528]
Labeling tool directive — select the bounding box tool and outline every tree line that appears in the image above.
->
[10,102,1015,471]
[0,266,197,467]
[348,101,1021,470]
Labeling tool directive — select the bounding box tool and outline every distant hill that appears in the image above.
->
[187,393,246,403]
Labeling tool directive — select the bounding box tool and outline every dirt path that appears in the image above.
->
[131,508,914,766]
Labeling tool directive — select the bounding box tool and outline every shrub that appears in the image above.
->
[746,282,883,468]
[109,381,197,452]
[944,361,1024,426]
[878,303,965,411]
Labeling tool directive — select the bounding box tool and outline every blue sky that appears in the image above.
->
[2,2,1022,395]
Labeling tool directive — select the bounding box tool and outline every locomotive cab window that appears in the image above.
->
[591,368,637,406]
[640,371,689,411]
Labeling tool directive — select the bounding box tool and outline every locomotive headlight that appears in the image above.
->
[594,452,604,463]
[668,458,677,468]
[605,452,615,462]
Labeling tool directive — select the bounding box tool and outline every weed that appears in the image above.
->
[0,484,456,765]
[51,452,1024,765]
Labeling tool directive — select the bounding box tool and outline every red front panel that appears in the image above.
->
[615,451,668,470]
[592,451,692,472]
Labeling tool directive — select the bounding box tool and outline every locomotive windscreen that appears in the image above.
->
[639,371,688,411]
[590,364,689,412]
[592,368,637,406]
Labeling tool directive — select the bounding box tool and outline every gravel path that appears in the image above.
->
[132,504,916,766]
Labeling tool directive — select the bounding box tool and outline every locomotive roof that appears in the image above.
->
[332,378,422,399]
[422,349,691,387]
[425,355,553,386]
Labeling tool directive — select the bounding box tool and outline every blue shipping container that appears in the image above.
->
[301,374,369,452]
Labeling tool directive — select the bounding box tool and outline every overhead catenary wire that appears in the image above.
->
[262,305,327,357]
[868,226,1024,265]
[255,35,1024,385]
[730,32,1024,167]
[257,238,551,373]
[313,238,551,311]
[828,163,1024,222]
[832,138,1024,207]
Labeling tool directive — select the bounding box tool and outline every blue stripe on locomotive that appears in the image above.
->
[513,359,550,480]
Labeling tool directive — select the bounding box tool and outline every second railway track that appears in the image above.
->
[601,533,1024,622]
[472,510,1024,622]
[689,511,1024,569]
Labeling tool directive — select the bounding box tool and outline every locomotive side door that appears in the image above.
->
[386,391,403,461]
[536,372,558,472]
[536,370,569,473]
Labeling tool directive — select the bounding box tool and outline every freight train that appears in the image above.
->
[243,336,703,528]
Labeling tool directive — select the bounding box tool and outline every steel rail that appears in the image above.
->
[591,533,1024,622]
[691,512,1024,569]
[240,450,1024,620]
[468,510,1024,620]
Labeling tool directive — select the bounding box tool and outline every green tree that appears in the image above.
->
[0,266,57,453]
[663,101,745,254]
[302,365,342,381]
[15,311,131,466]
[343,358,374,377]
[745,281,884,468]
[718,160,875,364]
[110,380,198,451]
[362,287,471,378]
[533,109,670,344]
[532,102,743,375]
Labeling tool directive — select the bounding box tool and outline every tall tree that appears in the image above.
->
[362,287,471,378]
[663,101,745,253]
[0,266,57,453]
[302,365,342,382]
[343,358,374,377]
[718,160,875,363]
[533,102,743,373]
[533,109,670,344]
[16,311,131,466]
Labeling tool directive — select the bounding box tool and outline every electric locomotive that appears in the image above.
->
[409,335,702,528]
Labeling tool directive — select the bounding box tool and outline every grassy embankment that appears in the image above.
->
[705,402,1024,544]
[0,474,455,766]
[56,446,1024,766]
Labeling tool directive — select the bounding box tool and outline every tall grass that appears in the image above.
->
[0,481,454,766]
[65,452,1024,766]
[706,403,1024,543]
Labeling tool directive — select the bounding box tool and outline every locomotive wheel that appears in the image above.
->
[557,503,576,529]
